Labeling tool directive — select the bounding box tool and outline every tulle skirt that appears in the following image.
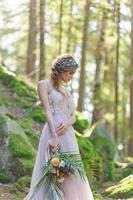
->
[24,111,94,200]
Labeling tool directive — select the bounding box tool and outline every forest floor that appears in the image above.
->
[0,183,121,200]
[0,183,24,200]
[0,182,133,200]
[0,182,111,200]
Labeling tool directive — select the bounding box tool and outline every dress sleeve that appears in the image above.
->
[37,80,57,137]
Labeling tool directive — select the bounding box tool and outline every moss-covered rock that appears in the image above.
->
[0,115,36,182]
[19,117,34,132]
[25,130,39,149]
[29,106,46,123]
[114,161,133,182]
[90,122,116,181]
[93,192,104,200]
[11,176,31,193]
[73,111,89,133]
[0,171,11,183]
[9,133,36,158]
[0,96,11,106]
[105,175,133,198]
[91,135,115,160]
[0,66,36,98]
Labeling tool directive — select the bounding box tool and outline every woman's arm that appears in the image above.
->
[37,80,58,138]
[56,110,76,136]
[66,111,76,127]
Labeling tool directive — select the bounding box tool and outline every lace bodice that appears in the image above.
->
[43,80,75,118]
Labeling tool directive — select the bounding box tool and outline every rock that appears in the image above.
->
[90,121,116,181]
[105,175,133,198]
[0,115,36,182]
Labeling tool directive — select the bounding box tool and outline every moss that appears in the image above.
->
[9,133,36,158]
[114,161,133,181]
[125,157,133,163]
[94,192,103,200]
[18,157,35,174]
[6,113,17,120]
[0,171,11,183]
[11,176,31,195]
[0,96,11,106]
[90,134,116,181]
[10,79,36,98]
[108,160,115,181]
[73,111,89,133]
[122,167,133,179]
[0,115,9,124]
[13,176,31,192]
[19,117,33,131]
[25,131,39,149]
[91,135,115,160]
[29,106,46,123]
[0,66,36,99]
[77,136,103,182]
[105,175,133,198]
[9,157,35,179]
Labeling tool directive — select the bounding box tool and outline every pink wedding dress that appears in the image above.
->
[24,80,94,200]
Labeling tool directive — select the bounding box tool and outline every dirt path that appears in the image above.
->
[0,183,24,200]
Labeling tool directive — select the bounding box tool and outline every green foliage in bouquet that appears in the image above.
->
[29,149,87,200]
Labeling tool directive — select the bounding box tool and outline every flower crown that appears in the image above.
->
[55,58,78,71]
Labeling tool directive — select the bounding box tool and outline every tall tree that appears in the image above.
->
[92,3,107,124]
[66,0,73,53]
[128,0,133,156]
[77,0,90,112]
[26,0,37,78]
[59,0,63,54]
[39,0,46,80]
[114,0,120,142]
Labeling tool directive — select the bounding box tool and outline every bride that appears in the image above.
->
[24,54,94,200]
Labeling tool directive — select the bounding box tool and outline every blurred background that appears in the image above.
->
[0,0,133,199]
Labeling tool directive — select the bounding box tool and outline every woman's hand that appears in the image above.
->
[56,122,69,136]
[47,136,60,152]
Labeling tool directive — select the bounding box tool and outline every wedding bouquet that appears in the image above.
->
[29,148,86,200]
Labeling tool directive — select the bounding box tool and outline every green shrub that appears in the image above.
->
[77,136,103,181]
[73,111,89,133]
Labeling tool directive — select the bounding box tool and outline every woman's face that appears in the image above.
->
[60,69,76,83]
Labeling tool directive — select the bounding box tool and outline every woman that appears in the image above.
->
[24,54,94,200]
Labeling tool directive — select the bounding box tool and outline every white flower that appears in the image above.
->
[59,160,65,167]
[58,177,65,183]
[51,167,56,174]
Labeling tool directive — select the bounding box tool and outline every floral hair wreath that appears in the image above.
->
[55,57,78,72]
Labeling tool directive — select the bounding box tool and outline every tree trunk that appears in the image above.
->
[114,0,120,142]
[59,0,63,54]
[92,5,106,124]
[26,0,37,78]
[39,0,46,80]
[66,0,73,53]
[77,0,90,112]
[128,0,133,156]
